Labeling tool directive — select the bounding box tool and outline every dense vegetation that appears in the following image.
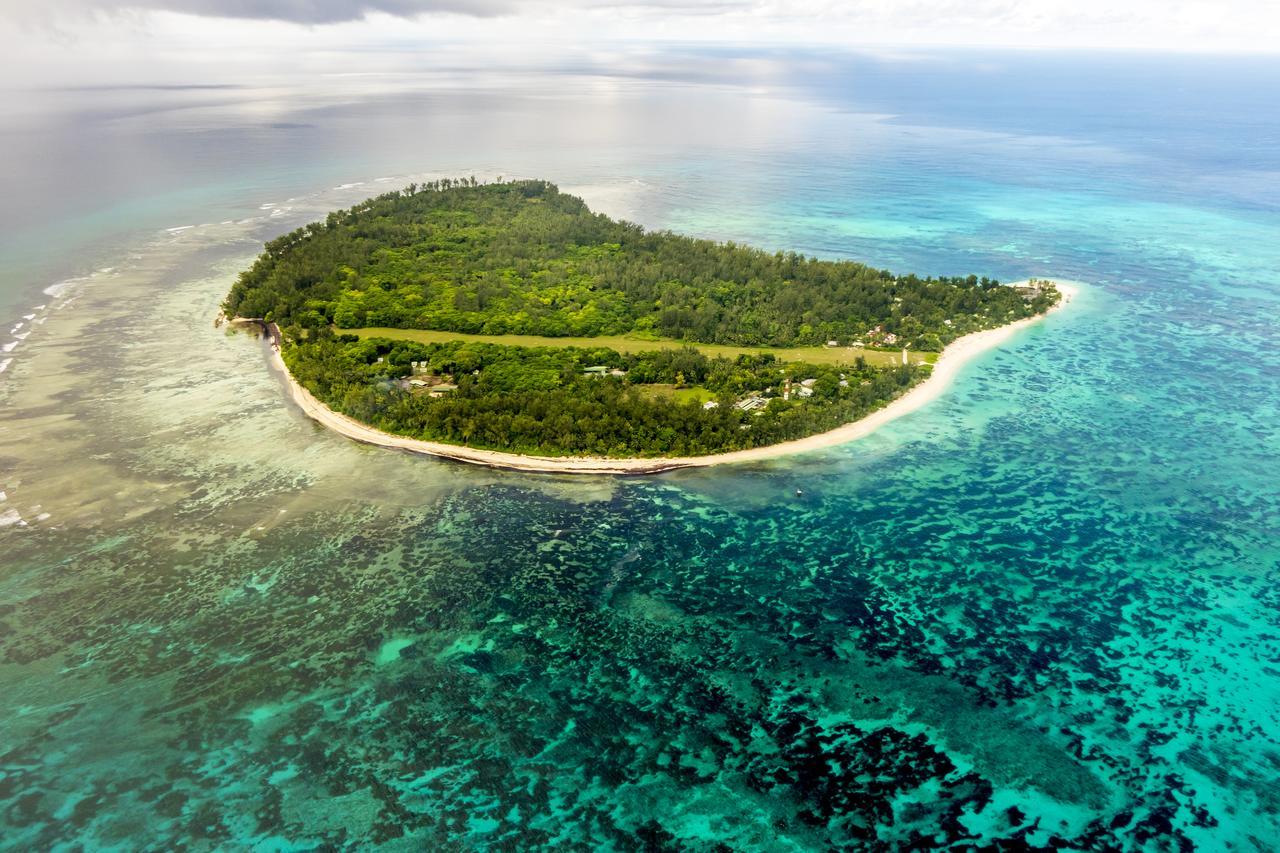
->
[225,179,1057,350]
[285,336,923,457]
[226,179,1058,458]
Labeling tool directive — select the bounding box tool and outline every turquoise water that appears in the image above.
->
[2,51,1280,849]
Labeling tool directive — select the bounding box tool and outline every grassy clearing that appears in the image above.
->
[635,384,717,404]
[345,328,937,367]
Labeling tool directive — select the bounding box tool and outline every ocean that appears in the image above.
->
[1,48,1278,849]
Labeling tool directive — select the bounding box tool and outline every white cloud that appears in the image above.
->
[0,0,1276,77]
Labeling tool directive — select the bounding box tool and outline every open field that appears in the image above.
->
[344,327,937,367]
[635,384,717,404]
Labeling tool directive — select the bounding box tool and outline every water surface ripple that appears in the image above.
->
[2,57,1279,850]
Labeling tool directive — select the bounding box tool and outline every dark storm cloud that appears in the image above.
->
[195,0,510,19]
[5,0,755,24]
[165,0,515,20]
[7,0,518,24]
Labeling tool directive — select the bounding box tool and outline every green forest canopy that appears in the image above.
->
[226,179,1060,458]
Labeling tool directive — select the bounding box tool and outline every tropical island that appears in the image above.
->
[224,179,1065,473]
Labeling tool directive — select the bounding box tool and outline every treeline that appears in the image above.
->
[282,335,924,458]
[225,180,1058,351]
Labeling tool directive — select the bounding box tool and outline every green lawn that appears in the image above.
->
[635,384,717,404]
[344,328,937,367]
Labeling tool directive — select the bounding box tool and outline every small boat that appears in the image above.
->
[795,488,804,497]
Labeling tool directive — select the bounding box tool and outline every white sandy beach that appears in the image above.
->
[256,280,1078,475]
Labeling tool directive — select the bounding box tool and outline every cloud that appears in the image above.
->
[1,0,760,25]
[4,0,519,24]
[2,0,1276,51]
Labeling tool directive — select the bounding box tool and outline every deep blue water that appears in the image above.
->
[1,48,1279,849]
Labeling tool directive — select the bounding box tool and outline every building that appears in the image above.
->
[1015,279,1047,300]
[703,400,719,410]
[734,396,767,412]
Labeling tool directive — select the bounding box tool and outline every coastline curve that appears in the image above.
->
[242,280,1078,475]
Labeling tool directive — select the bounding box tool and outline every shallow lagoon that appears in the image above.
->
[2,52,1279,849]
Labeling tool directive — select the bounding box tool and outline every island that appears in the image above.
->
[223,179,1067,473]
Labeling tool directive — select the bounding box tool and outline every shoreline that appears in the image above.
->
[247,280,1078,475]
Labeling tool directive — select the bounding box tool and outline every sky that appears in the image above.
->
[0,0,1277,89]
